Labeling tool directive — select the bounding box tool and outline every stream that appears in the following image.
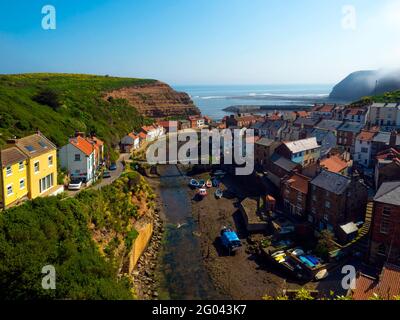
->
[155,165,223,300]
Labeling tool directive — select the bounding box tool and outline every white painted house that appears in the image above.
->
[354,130,378,168]
[141,125,165,141]
[59,135,96,184]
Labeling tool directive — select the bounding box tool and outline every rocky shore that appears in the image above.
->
[131,206,164,300]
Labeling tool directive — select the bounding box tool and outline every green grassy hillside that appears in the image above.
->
[0,73,155,151]
[352,90,400,106]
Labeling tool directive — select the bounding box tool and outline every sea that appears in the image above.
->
[172,84,333,121]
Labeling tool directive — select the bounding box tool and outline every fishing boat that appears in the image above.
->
[198,179,206,188]
[197,188,208,198]
[206,180,212,188]
[189,179,199,188]
[212,178,220,187]
[215,189,223,199]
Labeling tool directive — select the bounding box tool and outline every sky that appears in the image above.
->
[0,0,400,85]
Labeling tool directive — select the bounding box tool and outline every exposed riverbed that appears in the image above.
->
[152,165,225,300]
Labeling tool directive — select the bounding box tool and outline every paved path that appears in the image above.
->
[65,153,130,197]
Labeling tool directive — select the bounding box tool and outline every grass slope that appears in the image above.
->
[0,73,155,152]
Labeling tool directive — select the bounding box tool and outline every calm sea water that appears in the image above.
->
[173,84,333,120]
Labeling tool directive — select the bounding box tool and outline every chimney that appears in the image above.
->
[75,131,85,138]
[390,130,397,147]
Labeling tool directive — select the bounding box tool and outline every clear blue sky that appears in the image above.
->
[1,0,399,85]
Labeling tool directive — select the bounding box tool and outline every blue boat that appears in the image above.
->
[198,179,206,188]
[189,179,199,188]
[212,178,220,187]
[220,227,242,254]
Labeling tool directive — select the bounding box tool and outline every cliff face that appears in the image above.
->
[105,81,201,118]
[329,69,400,102]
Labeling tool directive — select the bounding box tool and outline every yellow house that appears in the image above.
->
[0,147,29,208]
[0,132,60,209]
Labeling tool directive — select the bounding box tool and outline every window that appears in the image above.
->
[19,179,25,190]
[380,207,391,234]
[377,244,387,257]
[34,161,40,173]
[325,201,331,209]
[74,154,81,161]
[48,156,53,167]
[6,166,12,176]
[312,195,317,202]
[6,184,13,196]
[361,147,369,153]
[323,214,329,221]
[39,174,53,193]
[18,161,24,171]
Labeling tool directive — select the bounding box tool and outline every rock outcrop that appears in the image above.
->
[105,81,200,118]
[329,69,400,102]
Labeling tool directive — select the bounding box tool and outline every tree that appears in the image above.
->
[32,88,62,111]
[315,230,336,260]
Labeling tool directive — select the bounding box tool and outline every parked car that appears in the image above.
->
[103,171,111,178]
[68,179,83,191]
[109,163,117,171]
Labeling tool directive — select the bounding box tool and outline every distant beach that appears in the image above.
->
[173,84,333,120]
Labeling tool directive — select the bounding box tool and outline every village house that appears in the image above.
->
[225,114,259,128]
[157,120,179,133]
[350,263,400,300]
[120,132,140,153]
[310,104,336,120]
[59,135,96,184]
[343,107,369,124]
[354,128,379,168]
[140,124,164,141]
[281,173,310,219]
[319,153,352,176]
[280,123,308,142]
[370,131,400,162]
[275,137,321,167]
[368,103,400,131]
[375,148,400,189]
[369,181,400,266]
[87,136,104,168]
[293,117,320,130]
[311,120,342,157]
[266,153,302,188]
[308,170,368,234]
[188,115,206,129]
[0,132,61,209]
[178,119,191,130]
[254,138,281,171]
[337,121,364,154]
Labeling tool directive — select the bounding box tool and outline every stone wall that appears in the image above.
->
[128,218,153,274]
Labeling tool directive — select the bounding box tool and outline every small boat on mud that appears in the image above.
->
[215,189,223,199]
[189,179,199,188]
[220,227,242,254]
[212,178,220,187]
[197,188,208,198]
[198,179,206,188]
[206,180,213,188]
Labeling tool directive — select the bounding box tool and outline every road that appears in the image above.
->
[65,153,130,196]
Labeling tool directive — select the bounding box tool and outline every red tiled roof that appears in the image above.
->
[138,132,147,139]
[89,136,104,146]
[141,125,156,133]
[285,173,310,194]
[319,105,335,112]
[357,130,377,142]
[296,111,309,118]
[346,108,365,116]
[70,136,94,156]
[353,264,400,300]
[320,155,349,173]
